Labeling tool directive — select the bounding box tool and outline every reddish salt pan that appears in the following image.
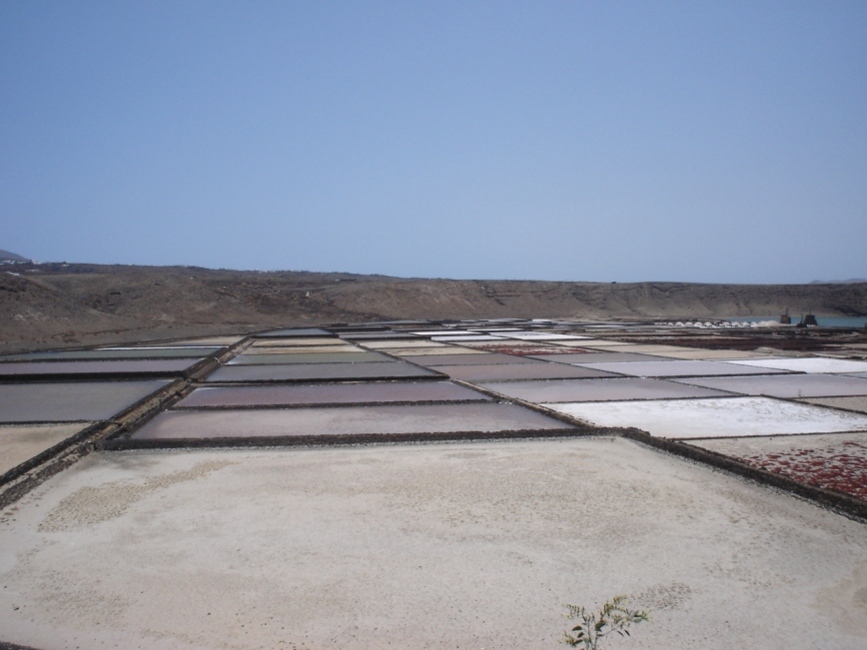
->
[739,441,867,500]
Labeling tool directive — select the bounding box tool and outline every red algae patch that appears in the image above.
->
[691,433,867,501]
[742,442,867,500]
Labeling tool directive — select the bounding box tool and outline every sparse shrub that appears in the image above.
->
[562,595,648,649]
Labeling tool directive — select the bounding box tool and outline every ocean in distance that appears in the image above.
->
[725,316,867,328]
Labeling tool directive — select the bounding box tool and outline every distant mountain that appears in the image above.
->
[2,262,867,353]
[810,278,867,284]
[0,249,29,262]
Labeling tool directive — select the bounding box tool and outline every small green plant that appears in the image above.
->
[562,595,649,649]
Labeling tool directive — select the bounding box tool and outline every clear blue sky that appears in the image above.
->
[2,1,865,283]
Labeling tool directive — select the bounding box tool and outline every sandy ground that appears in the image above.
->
[1,437,865,649]
[0,423,92,475]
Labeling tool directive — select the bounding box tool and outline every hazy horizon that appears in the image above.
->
[4,250,866,287]
[3,1,865,284]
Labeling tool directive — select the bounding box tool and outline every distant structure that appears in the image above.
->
[780,308,791,325]
[802,313,818,326]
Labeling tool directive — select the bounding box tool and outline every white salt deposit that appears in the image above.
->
[545,396,867,438]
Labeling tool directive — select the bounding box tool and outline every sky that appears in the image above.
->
[2,1,866,283]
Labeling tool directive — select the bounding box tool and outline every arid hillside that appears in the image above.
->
[2,262,866,352]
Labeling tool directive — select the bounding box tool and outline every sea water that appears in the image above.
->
[725,316,867,328]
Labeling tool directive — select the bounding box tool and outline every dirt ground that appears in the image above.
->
[2,262,865,353]
[1,438,865,649]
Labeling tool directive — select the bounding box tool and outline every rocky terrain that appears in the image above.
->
[1,261,866,352]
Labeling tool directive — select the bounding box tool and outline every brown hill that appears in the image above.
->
[1,262,866,352]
